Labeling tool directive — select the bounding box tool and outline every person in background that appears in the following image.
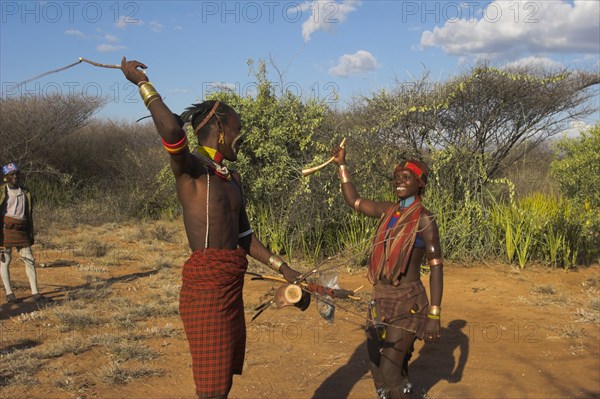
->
[1,162,47,304]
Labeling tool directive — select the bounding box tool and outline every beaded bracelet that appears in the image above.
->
[161,135,188,155]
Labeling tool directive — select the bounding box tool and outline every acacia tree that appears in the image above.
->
[0,94,105,183]
[355,63,599,200]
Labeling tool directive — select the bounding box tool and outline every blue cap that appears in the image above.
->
[2,162,19,175]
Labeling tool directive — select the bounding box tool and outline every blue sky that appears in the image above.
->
[1,0,599,131]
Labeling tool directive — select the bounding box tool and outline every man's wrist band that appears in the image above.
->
[138,82,161,108]
[338,164,351,184]
[268,255,286,272]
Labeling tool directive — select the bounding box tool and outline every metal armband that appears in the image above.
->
[428,258,443,267]
[268,255,286,272]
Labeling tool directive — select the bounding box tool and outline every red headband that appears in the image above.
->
[401,161,423,178]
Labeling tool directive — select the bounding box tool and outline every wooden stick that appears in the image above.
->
[79,57,121,69]
[16,57,122,88]
[247,271,360,300]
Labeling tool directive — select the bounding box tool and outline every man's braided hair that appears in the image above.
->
[178,100,233,135]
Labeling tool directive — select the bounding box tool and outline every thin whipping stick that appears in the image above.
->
[15,57,121,88]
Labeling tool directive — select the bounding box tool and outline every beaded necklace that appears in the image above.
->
[388,196,417,229]
[192,146,232,248]
[192,146,231,181]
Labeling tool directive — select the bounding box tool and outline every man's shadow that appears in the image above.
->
[311,319,469,399]
[410,319,469,395]
[1,270,159,320]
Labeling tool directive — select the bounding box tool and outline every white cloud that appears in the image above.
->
[212,82,238,92]
[329,50,377,77]
[149,21,164,33]
[97,43,128,53]
[115,15,143,28]
[560,120,593,138]
[301,0,360,41]
[169,88,192,94]
[64,29,85,37]
[104,34,119,43]
[420,0,599,59]
[503,56,563,70]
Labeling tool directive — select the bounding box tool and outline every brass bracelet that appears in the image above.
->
[428,258,443,267]
[142,91,158,105]
[138,82,155,96]
[268,255,286,272]
[142,90,158,105]
[427,314,440,320]
[428,305,441,317]
[139,82,159,104]
[338,164,351,184]
[145,94,161,108]
[353,198,362,212]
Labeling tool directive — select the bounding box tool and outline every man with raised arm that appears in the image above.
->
[121,58,303,399]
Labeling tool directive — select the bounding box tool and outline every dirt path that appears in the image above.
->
[1,222,599,398]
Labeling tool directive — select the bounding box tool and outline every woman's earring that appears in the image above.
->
[218,132,225,145]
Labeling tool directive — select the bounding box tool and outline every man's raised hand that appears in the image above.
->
[120,57,149,86]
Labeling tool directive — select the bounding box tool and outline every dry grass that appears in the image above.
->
[531,284,558,295]
[53,373,95,393]
[5,218,597,398]
[66,279,112,301]
[0,220,188,393]
[582,275,600,288]
[33,336,91,359]
[530,284,569,307]
[77,240,112,258]
[98,362,165,385]
[143,323,180,338]
[105,340,159,361]
[560,324,587,339]
[1,351,42,387]
[575,308,600,323]
[6,280,30,290]
[53,308,103,332]
[589,297,600,312]
[152,223,176,242]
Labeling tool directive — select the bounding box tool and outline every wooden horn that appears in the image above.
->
[301,138,347,177]
[284,284,302,304]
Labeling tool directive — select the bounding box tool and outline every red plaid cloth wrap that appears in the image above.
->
[179,248,248,397]
[368,199,423,285]
[367,279,429,339]
[2,216,31,247]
